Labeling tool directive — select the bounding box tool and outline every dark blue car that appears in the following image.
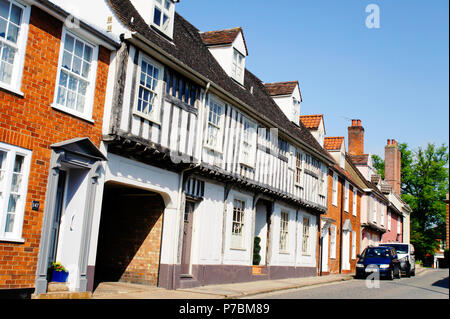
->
[355,246,401,280]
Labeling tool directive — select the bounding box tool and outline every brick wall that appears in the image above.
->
[94,187,164,287]
[0,6,110,290]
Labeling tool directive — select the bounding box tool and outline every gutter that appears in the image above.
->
[124,31,335,167]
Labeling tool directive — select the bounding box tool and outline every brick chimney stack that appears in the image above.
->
[385,139,402,194]
[348,119,365,156]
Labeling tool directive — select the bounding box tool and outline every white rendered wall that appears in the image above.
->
[295,210,317,267]
[222,189,254,266]
[271,85,301,124]
[49,0,127,37]
[269,203,297,267]
[191,181,224,265]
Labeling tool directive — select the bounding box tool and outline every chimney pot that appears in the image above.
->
[352,120,356,126]
[357,120,361,127]
[387,139,391,145]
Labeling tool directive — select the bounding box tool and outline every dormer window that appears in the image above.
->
[232,48,244,83]
[152,0,174,37]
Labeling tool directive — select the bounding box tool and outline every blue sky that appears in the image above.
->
[177,0,449,158]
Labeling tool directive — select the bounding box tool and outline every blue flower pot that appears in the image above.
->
[51,270,69,283]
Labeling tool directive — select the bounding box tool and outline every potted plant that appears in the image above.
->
[50,262,69,283]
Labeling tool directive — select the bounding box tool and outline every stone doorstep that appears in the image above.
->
[31,291,92,299]
[31,282,92,299]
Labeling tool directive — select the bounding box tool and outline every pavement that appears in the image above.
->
[91,264,430,299]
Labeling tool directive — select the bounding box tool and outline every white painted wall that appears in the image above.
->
[295,211,317,267]
[49,0,127,36]
[222,189,254,266]
[191,181,224,265]
[269,203,297,267]
[271,84,301,124]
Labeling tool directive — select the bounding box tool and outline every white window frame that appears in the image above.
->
[151,0,175,37]
[279,211,289,253]
[52,28,99,123]
[295,149,304,187]
[231,198,246,250]
[204,96,225,153]
[0,0,30,95]
[332,172,338,207]
[231,48,245,83]
[240,117,257,168]
[133,53,163,124]
[330,225,337,259]
[344,181,349,212]
[0,142,31,242]
[351,231,356,260]
[302,217,310,256]
[352,186,357,216]
[319,164,327,197]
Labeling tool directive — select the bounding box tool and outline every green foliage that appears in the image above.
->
[372,154,385,179]
[253,237,262,266]
[372,143,449,261]
[51,262,67,273]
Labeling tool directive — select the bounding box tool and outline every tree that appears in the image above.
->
[372,143,449,261]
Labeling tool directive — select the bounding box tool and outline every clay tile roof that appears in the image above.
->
[200,27,248,55]
[300,115,323,130]
[264,81,299,97]
[324,137,344,151]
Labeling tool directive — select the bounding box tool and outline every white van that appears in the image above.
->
[382,243,415,277]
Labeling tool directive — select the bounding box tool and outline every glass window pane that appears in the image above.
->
[59,70,68,87]
[10,4,22,25]
[74,40,84,58]
[13,154,23,173]
[84,45,92,62]
[57,86,66,105]
[0,18,6,38]
[2,43,15,63]
[72,56,81,75]
[153,7,161,26]
[62,51,72,70]
[10,173,21,193]
[76,94,85,112]
[64,34,74,52]
[68,75,78,91]
[164,0,171,10]
[66,91,76,109]
[5,212,15,233]
[7,193,18,213]
[0,0,9,20]
[78,80,87,96]
[81,61,90,78]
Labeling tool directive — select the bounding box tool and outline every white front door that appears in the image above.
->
[343,231,350,270]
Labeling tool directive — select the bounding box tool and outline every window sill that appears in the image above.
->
[0,83,25,97]
[133,111,161,126]
[51,103,95,124]
[0,237,25,244]
[203,144,223,154]
[279,251,290,255]
[230,247,247,251]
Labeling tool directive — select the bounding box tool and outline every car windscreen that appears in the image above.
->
[363,247,392,258]
[383,244,408,254]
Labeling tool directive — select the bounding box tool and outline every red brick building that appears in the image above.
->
[0,0,118,298]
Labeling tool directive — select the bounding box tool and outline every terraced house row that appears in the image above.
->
[0,0,411,298]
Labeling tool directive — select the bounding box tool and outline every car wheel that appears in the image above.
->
[405,264,411,278]
[396,267,401,279]
[387,269,394,280]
